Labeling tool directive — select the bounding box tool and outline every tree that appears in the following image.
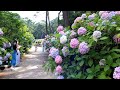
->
[62,11,70,27]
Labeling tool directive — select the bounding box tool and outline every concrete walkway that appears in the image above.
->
[0,46,56,79]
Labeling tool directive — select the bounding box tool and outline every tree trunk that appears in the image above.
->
[62,11,70,27]
[58,11,61,26]
[46,11,48,35]
[47,11,51,33]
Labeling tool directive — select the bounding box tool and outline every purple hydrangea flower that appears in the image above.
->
[108,11,116,19]
[77,27,87,35]
[79,42,90,54]
[6,53,11,58]
[88,14,95,20]
[49,47,59,58]
[57,75,64,79]
[4,56,8,61]
[0,56,3,61]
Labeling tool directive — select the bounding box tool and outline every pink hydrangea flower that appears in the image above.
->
[74,17,82,23]
[59,31,65,35]
[57,25,64,32]
[77,27,87,35]
[55,55,62,64]
[99,11,108,16]
[113,66,120,79]
[88,22,95,27]
[70,38,79,48]
[101,12,109,20]
[79,42,89,54]
[56,65,63,74]
[115,11,120,15]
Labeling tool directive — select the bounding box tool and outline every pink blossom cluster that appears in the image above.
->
[70,38,79,48]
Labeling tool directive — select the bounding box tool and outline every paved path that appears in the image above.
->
[0,46,56,79]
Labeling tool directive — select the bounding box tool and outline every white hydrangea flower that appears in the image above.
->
[93,30,102,39]
[81,14,87,19]
[60,35,67,44]
[99,59,106,66]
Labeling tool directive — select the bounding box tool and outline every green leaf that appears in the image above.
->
[79,60,84,66]
[110,49,120,53]
[104,65,109,71]
[88,60,93,66]
[100,51,107,55]
[98,74,107,79]
[76,72,82,78]
[86,74,94,79]
[116,59,120,66]
[112,63,118,67]
[86,68,92,73]
[107,55,113,65]
[116,27,120,31]
[111,52,120,59]
[77,66,80,70]
[100,26,106,30]
[97,26,101,30]
[100,37,108,40]
[95,65,100,72]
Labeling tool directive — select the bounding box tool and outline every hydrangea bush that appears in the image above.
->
[44,11,120,79]
[0,28,12,69]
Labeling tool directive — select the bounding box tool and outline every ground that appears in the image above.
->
[0,46,56,79]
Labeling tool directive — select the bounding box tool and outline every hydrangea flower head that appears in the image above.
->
[57,25,64,32]
[113,66,120,79]
[55,55,62,64]
[79,42,89,54]
[77,27,87,35]
[60,35,67,44]
[74,17,82,23]
[70,38,79,48]
[56,65,63,74]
